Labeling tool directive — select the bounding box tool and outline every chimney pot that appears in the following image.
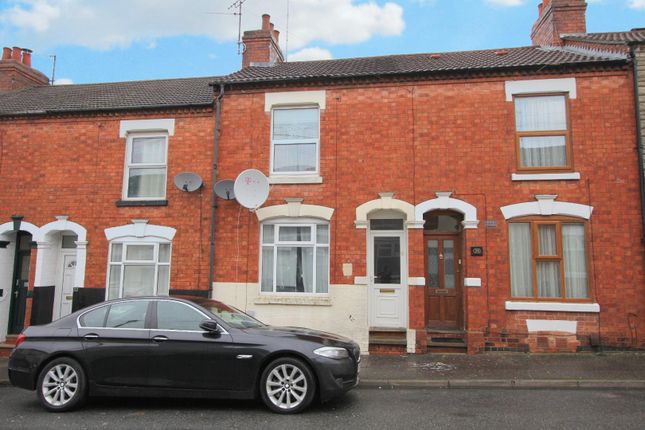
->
[21,49,32,67]
[2,47,11,60]
[262,14,271,31]
[11,46,21,61]
[538,3,543,15]
[273,29,280,42]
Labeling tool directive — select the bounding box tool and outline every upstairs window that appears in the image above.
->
[271,107,319,175]
[514,95,571,171]
[123,133,168,199]
[260,222,329,294]
[509,218,589,301]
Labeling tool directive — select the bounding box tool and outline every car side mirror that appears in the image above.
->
[199,320,221,333]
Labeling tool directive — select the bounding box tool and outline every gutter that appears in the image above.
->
[630,44,645,243]
[208,83,225,294]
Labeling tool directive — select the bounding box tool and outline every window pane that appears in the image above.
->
[158,244,170,263]
[519,136,567,167]
[424,214,461,233]
[80,306,108,328]
[316,224,329,244]
[509,223,533,297]
[276,246,314,293]
[370,219,404,231]
[126,245,155,261]
[316,247,329,293]
[273,108,319,140]
[157,301,204,331]
[538,225,557,256]
[279,226,312,242]
[515,96,566,131]
[106,301,148,329]
[443,240,455,289]
[427,240,439,289]
[261,247,274,292]
[374,237,401,284]
[537,261,561,298]
[128,168,166,198]
[273,143,316,172]
[123,265,155,296]
[131,137,166,164]
[107,265,121,299]
[563,224,588,298]
[262,225,275,244]
[157,266,170,296]
[61,235,78,249]
[110,243,123,262]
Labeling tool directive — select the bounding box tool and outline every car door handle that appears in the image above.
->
[152,335,168,342]
[83,334,99,340]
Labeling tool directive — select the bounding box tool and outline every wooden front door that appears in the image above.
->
[425,235,462,329]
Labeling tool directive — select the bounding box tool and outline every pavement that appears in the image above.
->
[2,352,645,390]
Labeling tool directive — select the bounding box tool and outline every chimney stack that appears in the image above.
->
[241,14,284,68]
[0,46,49,92]
[531,0,587,46]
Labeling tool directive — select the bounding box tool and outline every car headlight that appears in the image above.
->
[314,346,350,359]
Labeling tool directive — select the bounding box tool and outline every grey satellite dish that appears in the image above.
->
[234,169,270,209]
[173,172,203,192]
[214,180,235,200]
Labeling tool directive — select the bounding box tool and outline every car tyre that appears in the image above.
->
[36,357,87,412]
[260,357,316,414]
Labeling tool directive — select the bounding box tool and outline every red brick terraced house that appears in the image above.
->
[0,0,644,354]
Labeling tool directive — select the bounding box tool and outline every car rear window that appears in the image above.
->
[105,301,149,329]
[79,305,108,328]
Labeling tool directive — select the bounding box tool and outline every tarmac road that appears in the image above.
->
[2,385,645,430]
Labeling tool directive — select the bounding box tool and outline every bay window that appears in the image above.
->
[107,241,171,299]
[261,222,329,294]
[514,94,571,171]
[509,218,589,300]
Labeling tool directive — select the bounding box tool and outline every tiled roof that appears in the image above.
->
[217,45,628,85]
[562,29,645,45]
[0,76,216,116]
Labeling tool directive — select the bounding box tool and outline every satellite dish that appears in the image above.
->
[234,169,269,209]
[214,180,236,200]
[173,172,203,192]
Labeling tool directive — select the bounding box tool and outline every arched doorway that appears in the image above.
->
[424,210,464,329]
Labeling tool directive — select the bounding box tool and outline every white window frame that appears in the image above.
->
[260,220,329,296]
[122,132,169,200]
[106,239,172,299]
[270,106,320,177]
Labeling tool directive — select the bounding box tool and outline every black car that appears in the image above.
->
[8,296,360,414]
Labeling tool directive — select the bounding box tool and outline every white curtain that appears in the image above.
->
[520,136,567,168]
[538,225,557,256]
[509,223,533,297]
[128,168,166,198]
[157,266,170,296]
[123,265,155,296]
[273,143,316,172]
[261,247,274,292]
[563,224,588,298]
[273,108,319,140]
[131,137,166,163]
[537,261,561,297]
[107,265,121,299]
[316,248,329,293]
[515,96,566,131]
[276,247,313,292]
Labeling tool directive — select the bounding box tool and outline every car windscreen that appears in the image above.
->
[188,298,265,329]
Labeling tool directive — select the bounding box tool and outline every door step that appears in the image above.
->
[369,330,407,355]
[427,329,467,353]
[0,344,14,358]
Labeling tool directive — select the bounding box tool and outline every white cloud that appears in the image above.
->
[0,0,405,52]
[288,47,333,61]
[53,77,73,85]
[485,0,524,6]
[629,0,645,9]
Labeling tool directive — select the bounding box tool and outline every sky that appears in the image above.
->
[0,0,643,85]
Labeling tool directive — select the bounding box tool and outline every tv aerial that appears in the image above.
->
[233,169,270,210]
[173,172,203,192]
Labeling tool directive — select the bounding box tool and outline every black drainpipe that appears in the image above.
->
[630,45,645,244]
[208,83,225,294]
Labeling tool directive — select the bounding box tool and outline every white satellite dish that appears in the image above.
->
[233,169,269,209]
[214,180,235,200]
[174,172,203,192]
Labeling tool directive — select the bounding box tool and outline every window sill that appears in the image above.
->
[511,172,580,181]
[505,301,599,313]
[254,295,332,306]
[268,175,323,185]
[116,199,168,207]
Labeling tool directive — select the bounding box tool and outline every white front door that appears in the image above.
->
[368,231,407,328]
[54,253,76,320]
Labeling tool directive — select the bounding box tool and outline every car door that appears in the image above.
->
[146,299,240,391]
[78,300,153,387]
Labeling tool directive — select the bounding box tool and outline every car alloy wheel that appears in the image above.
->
[261,357,315,414]
[37,357,87,412]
